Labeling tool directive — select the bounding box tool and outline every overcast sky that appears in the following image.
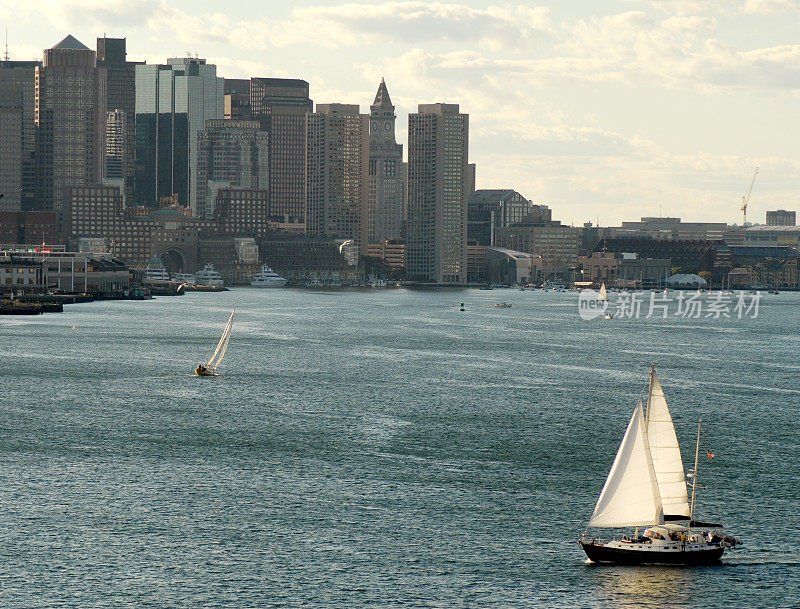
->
[3,0,799,226]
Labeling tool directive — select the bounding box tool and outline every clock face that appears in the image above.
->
[384,122,391,131]
[371,121,379,130]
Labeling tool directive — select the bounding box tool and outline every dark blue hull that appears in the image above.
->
[580,540,724,565]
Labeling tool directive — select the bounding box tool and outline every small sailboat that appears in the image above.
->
[598,283,608,302]
[579,364,738,565]
[195,310,234,377]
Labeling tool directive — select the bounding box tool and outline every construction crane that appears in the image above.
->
[741,167,758,226]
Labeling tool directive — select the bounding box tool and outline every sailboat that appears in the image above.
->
[579,364,737,565]
[195,310,234,377]
[598,283,608,301]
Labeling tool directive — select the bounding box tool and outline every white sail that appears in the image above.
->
[598,283,608,301]
[646,368,691,518]
[206,310,234,371]
[589,399,664,528]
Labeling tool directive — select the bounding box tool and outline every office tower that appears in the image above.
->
[766,210,796,226]
[35,35,107,236]
[0,82,22,211]
[306,103,369,244]
[366,79,405,243]
[97,37,140,202]
[407,103,469,284]
[0,59,40,210]
[467,189,534,246]
[224,79,251,120]
[196,119,268,219]
[250,78,312,224]
[134,57,224,213]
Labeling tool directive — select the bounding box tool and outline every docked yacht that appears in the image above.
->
[194,264,224,287]
[173,273,196,284]
[250,265,287,288]
[144,264,170,282]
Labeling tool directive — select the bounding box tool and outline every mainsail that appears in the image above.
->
[645,367,691,519]
[206,310,234,372]
[598,283,608,301]
[589,399,664,527]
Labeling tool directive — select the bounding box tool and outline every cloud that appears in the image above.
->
[225,2,553,51]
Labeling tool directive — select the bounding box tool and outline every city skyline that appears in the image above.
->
[2,1,798,227]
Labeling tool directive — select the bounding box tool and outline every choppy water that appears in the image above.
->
[1,288,798,608]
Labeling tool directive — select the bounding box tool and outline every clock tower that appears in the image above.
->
[370,77,396,144]
[367,78,405,243]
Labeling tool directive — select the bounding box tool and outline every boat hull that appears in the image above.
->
[195,367,217,377]
[580,540,724,565]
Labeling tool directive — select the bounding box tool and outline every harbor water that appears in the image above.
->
[1,288,798,608]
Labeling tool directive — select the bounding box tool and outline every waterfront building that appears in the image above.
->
[486,247,539,285]
[250,78,312,225]
[195,120,268,219]
[134,57,224,212]
[34,35,107,236]
[744,225,800,247]
[618,254,672,288]
[493,224,580,276]
[579,251,619,284]
[407,103,469,284]
[366,238,406,270]
[592,237,719,273]
[367,79,405,243]
[467,189,536,246]
[97,37,140,202]
[1,247,128,293]
[0,59,40,210]
[0,256,46,294]
[257,234,359,284]
[198,236,260,283]
[617,217,728,241]
[766,210,796,226]
[307,103,369,244]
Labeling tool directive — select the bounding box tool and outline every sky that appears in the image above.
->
[2,0,799,226]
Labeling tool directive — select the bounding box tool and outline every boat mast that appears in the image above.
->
[645,363,655,424]
[689,418,702,522]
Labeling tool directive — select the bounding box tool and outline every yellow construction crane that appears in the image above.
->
[741,167,758,225]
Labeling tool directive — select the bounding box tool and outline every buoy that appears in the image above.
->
[459,302,465,312]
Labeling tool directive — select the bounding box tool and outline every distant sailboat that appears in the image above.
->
[579,364,738,565]
[196,310,234,377]
[598,283,608,301]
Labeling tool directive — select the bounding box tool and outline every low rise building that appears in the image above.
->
[493,224,580,275]
[366,238,406,270]
[257,235,359,284]
[0,256,46,295]
[485,247,539,285]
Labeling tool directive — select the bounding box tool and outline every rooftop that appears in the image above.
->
[51,35,90,51]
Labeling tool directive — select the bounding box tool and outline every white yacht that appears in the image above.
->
[144,264,170,282]
[194,264,224,287]
[250,265,287,288]
[173,273,196,284]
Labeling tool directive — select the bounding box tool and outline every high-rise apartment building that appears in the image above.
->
[407,103,469,284]
[97,37,140,202]
[250,78,312,224]
[306,104,369,244]
[134,57,223,213]
[766,209,796,226]
[35,35,107,236]
[367,79,405,243]
[195,119,268,219]
[0,59,40,211]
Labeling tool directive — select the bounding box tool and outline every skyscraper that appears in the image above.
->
[134,57,223,213]
[196,119,268,219]
[97,37,140,202]
[224,79,251,120]
[306,104,369,244]
[0,59,40,211]
[250,78,312,225]
[367,79,405,243]
[35,35,107,235]
[407,103,469,284]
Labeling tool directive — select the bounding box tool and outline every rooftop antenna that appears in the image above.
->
[4,28,9,61]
